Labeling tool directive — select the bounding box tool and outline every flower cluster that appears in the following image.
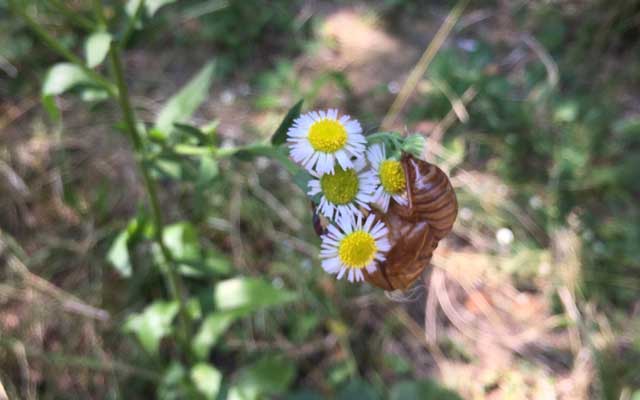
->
[287,109,421,283]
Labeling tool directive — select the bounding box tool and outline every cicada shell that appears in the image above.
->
[363,154,458,291]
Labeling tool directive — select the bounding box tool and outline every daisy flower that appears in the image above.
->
[287,109,366,174]
[320,213,391,282]
[367,144,409,212]
[308,159,377,221]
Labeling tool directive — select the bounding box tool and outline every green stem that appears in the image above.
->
[108,44,192,357]
[92,0,107,27]
[172,142,271,158]
[120,0,146,48]
[13,0,193,362]
[172,142,300,175]
[365,132,394,143]
[9,1,116,96]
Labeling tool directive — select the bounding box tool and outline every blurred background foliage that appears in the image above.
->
[1,0,639,399]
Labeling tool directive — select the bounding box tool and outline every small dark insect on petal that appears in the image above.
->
[310,202,328,236]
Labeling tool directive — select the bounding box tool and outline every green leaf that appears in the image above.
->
[232,144,304,183]
[42,63,92,96]
[163,222,200,261]
[389,380,463,400]
[161,222,231,277]
[197,157,219,185]
[202,249,232,275]
[173,123,210,144]
[146,0,177,15]
[126,0,144,15]
[127,0,176,17]
[80,87,109,102]
[42,95,60,123]
[190,363,222,400]
[192,311,239,360]
[84,32,112,68]
[158,362,193,400]
[230,143,310,194]
[124,300,179,355]
[214,277,297,312]
[271,99,303,145]
[107,229,132,277]
[227,355,296,400]
[155,61,216,134]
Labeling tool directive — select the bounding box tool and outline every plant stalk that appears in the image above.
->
[108,44,192,356]
[92,0,108,28]
[120,0,146,48]
[14,0,193,361]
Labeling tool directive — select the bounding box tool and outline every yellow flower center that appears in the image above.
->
[338,231,377,269]
[379,160,406,194]
[320,167,359,205]
[308,119,347,153]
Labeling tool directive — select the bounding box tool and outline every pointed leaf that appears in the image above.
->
[128,0,177,16]
[42,95,60,123]
[228,355,296,400]
[107,229,132,277]
[158,362,192,400]
[84,32,112,68]
[271,99,303,145]
[190,363,222,399]
[163,222,200,261]
[124,301,179,355]
[214,277,297,312]
[161,222,230,278]
[155,61,216,134]
[192,311,240,360]
[42,63,92,96]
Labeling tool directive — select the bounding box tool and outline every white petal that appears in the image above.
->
[322,257,342,274]
[335,151,351,170]
[363,214,375,231]
[348,268,355,282]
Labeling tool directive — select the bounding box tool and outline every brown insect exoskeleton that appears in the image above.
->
[362,153,458,291]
